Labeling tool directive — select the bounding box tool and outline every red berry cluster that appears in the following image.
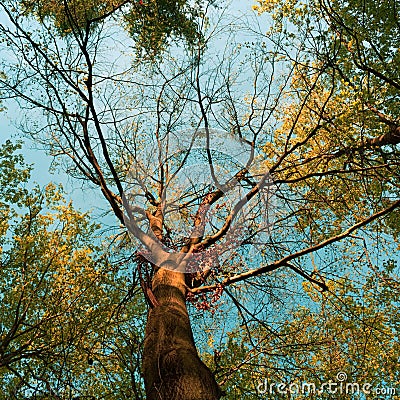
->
[186,283,224,315]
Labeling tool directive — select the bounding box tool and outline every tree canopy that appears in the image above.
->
[0,0,399,398]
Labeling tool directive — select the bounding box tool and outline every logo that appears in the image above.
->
[257,372,396,397]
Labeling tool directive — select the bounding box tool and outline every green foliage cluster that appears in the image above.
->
[124,0,208,58]
[19,0,212,57]
[0,142,146,399]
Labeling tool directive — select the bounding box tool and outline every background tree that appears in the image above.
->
[0,140,146,399]
[200,257,400,399]
[0,0,399,398]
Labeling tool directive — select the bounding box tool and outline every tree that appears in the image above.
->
[0,0,399,398]
[200,258,400,399]
[0,140,147,399]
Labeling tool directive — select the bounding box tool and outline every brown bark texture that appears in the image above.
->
[143,263,223,400]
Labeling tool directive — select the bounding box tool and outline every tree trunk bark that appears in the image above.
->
[143,262,223,400]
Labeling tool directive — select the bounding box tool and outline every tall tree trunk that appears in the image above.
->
[143,262,223,400]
